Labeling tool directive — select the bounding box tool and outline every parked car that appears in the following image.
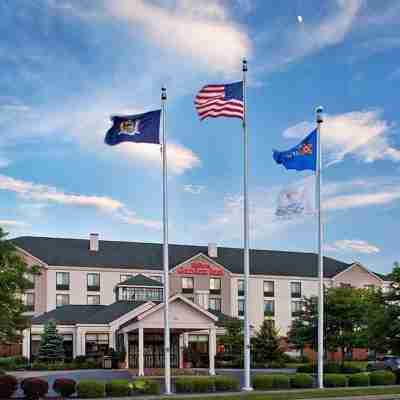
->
[367,355,400,372]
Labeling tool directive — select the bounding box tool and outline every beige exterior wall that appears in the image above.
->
[332,264,383,289]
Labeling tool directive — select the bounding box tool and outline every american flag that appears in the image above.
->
[195,81,244,120]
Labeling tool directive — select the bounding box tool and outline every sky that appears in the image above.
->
[1,0,400,274]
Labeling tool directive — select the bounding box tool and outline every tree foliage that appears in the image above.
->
[218,318,243,355]
[38,320,65,362]
[0,227,39,342]
[288,286,382,360]
[252,319,284,362]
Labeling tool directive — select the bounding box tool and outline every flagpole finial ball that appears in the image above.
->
[161,87,167,100]
[315,106,324,123]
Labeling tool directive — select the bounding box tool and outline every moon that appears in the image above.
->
[297,15,303,23]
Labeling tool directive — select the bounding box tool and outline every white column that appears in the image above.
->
[179,334,184,369]
[109,329,116,350]
[183,333,189,348]
[209,327,216,376]
[138,327,144,376]
[124,333,129,368]
[22,329,30,359]
[76,328,85,356]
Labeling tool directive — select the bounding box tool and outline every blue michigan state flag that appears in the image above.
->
[105,110,161,146]
[273,129,317,171]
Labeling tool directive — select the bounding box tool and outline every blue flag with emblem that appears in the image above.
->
[105,110,161,146]
[273,129,317,171]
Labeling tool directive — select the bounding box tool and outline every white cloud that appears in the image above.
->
[283,110,399,165]
[107,0,251,74]
[258,0,362,72]
[0,174,160,229]
[0,220,29,228]
[183,184,205,194]
[325,239,380,254]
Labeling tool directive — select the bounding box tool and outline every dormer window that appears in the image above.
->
[116,274,163,302]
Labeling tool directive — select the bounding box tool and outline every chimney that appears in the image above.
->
[89,233,99,252]
[208,243,218,258]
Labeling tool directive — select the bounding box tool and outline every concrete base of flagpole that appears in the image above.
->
[241,386,253,392]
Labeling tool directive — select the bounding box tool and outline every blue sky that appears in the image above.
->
[1,0,400,274]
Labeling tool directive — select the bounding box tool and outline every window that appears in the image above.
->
[56,294,69,307]
[87,295,100,305]
[119,287,163,302]
[291,300,303,316]
[238,279,244,297]
[290,282,302,298]
[210,278,221,294]
[264,300,274,317]
[238,299,245,317]
[87,273,100,291]
[182,277,194,294]
[56,272,70,290]
[25,293,35,312]
[150,275,163,283]
[120,274,133,283]
[209,298,222,312]
[264,281,274,297]
[25,273,35,289]
[85,333,109,357]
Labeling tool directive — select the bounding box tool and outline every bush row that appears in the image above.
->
[0,356,29,371]
[252,371,396,390]
[0,376,161,399]
[175,376,240,393]
[298,362,365,374]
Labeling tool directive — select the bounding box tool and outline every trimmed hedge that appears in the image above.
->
[341,362,365,374]
[0,356,28,371]
[132,379,160,395]
[105,380,131,397]
[213,376,240,392]
[348,373,370,387]
[370,370,396,386]
[252,375,275,390]
[0,374,18,398]
[21,377,49,400]
[323,374,348,387]
[77,380,106,398]
[175,377,214,393]
[252,374,290,390]
[53,378,76,397]
[290,373,314,389]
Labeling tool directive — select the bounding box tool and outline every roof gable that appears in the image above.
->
[118,274,163,287]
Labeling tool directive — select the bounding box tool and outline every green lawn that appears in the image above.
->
[166,386,400,400]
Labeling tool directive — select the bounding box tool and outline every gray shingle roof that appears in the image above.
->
[118,274,163,287]
[12,236,351,279]
[32,301,147,325]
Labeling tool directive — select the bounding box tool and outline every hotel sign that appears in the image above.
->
[176,261,224,276]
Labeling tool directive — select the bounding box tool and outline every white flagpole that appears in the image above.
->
[316,106,324,389]
[161,87,171,395]
[242,58,252,392]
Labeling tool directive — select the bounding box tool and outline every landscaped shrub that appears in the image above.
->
[21,377,49,400]
[175,377,194,393]
[53,378,76,397]
[370,370,396,386]
[213,376,240,392]
[0,374,18,398]
[252,375,274,390]
[290,373,314,388]
[77,380,105,398]
[192,377,214,393]
[0,356,26,371]
[272,375,291,389]
[348,373,370,387]
[341,362,365,374]
[132,379,160,395]
[105,380,131,397]
[325,363,342,374]
[297,364,315,373]
[323,374,347,387]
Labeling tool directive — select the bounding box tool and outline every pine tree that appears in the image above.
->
[252,319,283,363]
[38,320,65,362]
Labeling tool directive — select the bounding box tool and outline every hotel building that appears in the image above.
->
[13,234,390,374]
